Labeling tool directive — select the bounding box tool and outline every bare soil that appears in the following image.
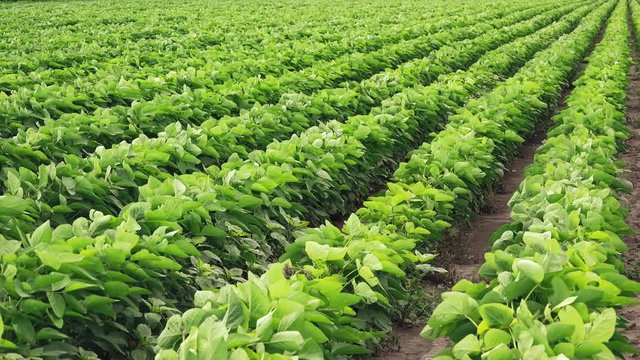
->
[619,10,640,358]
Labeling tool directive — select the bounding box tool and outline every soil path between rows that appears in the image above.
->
[619,7,640,357]
[371,14,610,360]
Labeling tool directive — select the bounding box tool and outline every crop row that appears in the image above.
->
[0,1,567,169]
[0,0,464,82]
[0,2,612,359]
[0,1,443,78]
[0,2,470,95]
[0,0,564,173]
[152,2,619,359]
[423,1,639,358]
[0,3,540,138]
[1,1,593,261]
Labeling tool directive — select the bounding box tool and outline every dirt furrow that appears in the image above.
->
[619,6,640,357]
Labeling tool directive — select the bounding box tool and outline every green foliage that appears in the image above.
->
[156,1,616,358]
[1,1,593,277]
[0,0,632,359]
[423,1,640,358]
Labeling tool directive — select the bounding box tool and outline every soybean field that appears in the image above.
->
[0,0,639,359]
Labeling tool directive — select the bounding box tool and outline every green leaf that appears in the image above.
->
[354,282,378,303]
[483,328,511,349]
[250,182,269,193]
[156,315,183,349]
[47,292,66,318]
[34,273,67,290]
[131,349,147,360]
[554,342,575,358]
[576,341,607,357]
[84,295,116,318]
[0,339,16,349]
[224,290,247,330]
[229,348,250,360]
[21,299,49,315]
[65,280,98,292]
[256,311,275,341]
[36,249,83,271]
[547,323,574,343]
[305,241,346,263]
[585,308,616,343]
[484,344,512,360]
[358,265,379,287]
[14,316,36,344]
[271,197,292,209]
[196,317,228,359]
[227,333,257,348]
[558,305,585,343]
[452,334,481,358]
[268,331,304,351]
[3,264,17,281]
[427,292,479,330]
[479,303,514,327]
[331,343,371,355]
[523,344,547,359]
[552,296,578,311]
[0,196,35,217]
[303,321,328,344]
[30,221,53,246]
[363,254,383,270]
[104,281,130,298]
[513,258,544,283]
[36,327,69,341]
[156,349,180,360]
